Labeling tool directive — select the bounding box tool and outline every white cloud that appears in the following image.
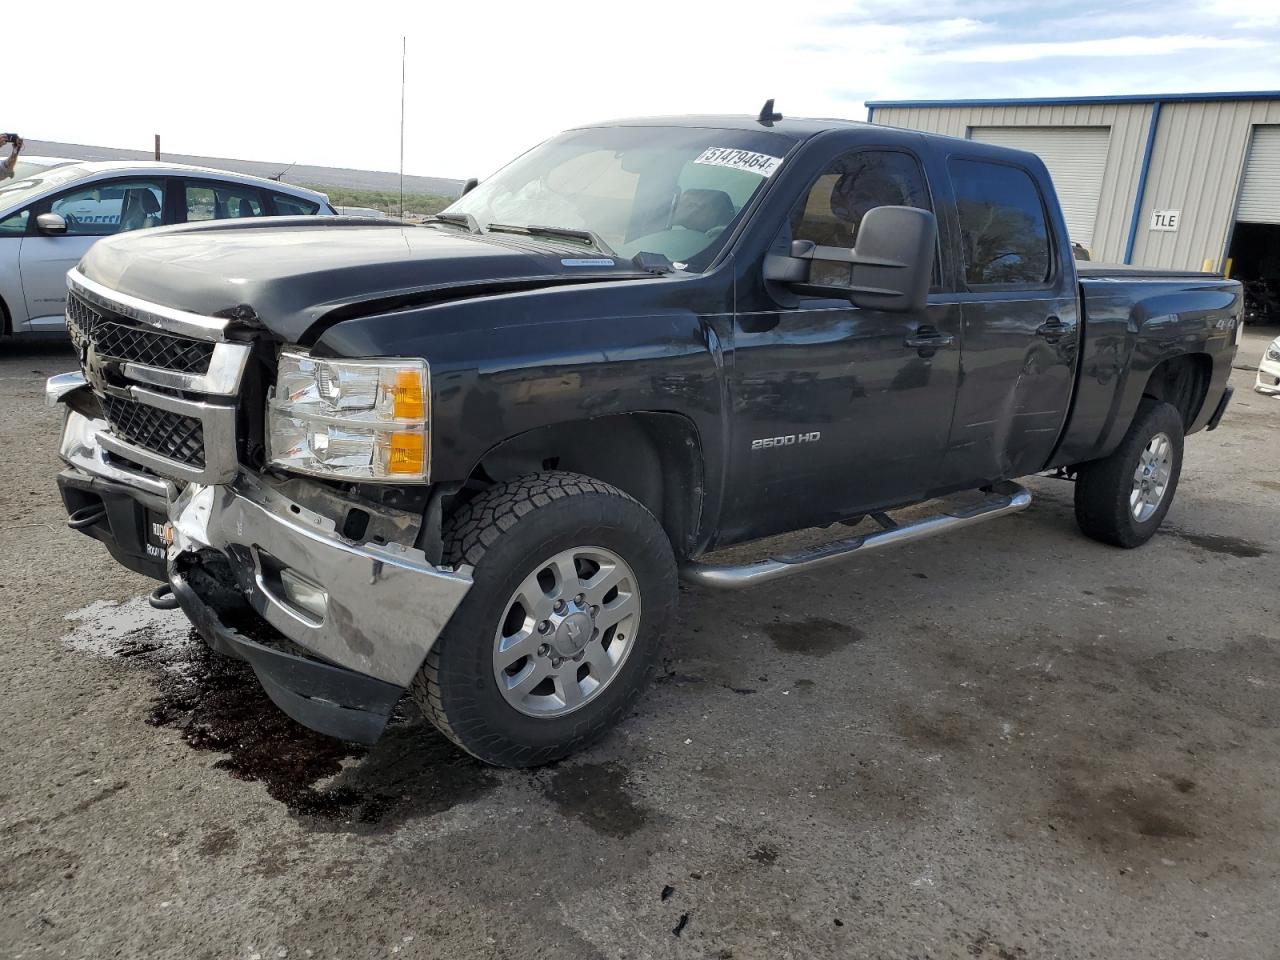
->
[2,1,1277,180]
[932,34,1264,62]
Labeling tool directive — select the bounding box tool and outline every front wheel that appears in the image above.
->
[412,472,677,767]
[1073,398,1184,548]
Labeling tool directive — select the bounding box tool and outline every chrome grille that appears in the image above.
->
[101,395,206,468]
[67,293,215,374]
[66,271,248,484]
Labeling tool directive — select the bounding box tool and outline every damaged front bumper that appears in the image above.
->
[51,378,472,743]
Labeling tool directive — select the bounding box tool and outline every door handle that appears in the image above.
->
[904,326,955,350]
[1036,317,1068,342]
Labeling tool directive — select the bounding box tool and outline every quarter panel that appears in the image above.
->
[1051,277,1240,465]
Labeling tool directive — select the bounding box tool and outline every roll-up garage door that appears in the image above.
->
[970,126,1110,250]
[1236,125,1280,223]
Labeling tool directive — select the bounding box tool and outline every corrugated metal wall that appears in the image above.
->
[1136,100,1280,269]
[872,98,1280,271]
[873,102,1151,263]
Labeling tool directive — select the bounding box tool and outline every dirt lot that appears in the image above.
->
[2,334,1278,960]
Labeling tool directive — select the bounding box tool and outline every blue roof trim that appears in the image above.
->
[866,90,1280,109]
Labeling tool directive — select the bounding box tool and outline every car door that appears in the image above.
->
[938,156,1079,486]
[19,177,168,328]
[721,145,964,543]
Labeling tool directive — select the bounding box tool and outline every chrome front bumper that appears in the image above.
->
[53,381,473,691]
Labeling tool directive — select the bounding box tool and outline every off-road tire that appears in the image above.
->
[1074,398,1184,548]
[411,471,677,767]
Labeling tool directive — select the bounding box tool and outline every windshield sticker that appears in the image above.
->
[693,147,782,178]
[561,258,615,267]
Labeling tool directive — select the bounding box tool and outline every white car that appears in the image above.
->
[0,161,334,335]
[1257,334,1280,395]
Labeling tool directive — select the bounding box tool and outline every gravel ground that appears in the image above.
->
[2,333,1278,960]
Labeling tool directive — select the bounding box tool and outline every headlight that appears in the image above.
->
[267,351,429,481]
[1268,340,1280,362]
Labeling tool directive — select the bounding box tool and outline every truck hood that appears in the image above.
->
[77,218,654,344]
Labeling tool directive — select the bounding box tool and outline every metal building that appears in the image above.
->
[866,91,1280,318]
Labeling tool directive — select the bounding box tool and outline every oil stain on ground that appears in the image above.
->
[145,641,499,830]
[542,761,651,837]
[1166,529,1269,558]
[63,599,498,830]
[766,618,862,656]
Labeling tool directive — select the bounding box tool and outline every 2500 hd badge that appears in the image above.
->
[751,432,822,450]
[50,108,1238,768]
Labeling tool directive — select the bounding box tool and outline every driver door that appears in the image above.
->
[20,178,167,328]
[720,147,963,543]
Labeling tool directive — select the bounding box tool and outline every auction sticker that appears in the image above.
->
[693,147,782,178]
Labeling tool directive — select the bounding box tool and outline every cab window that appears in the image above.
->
[48,180,166,236]
[948,159,1051,286]
[791,150,933,286]
[185,181,265,222]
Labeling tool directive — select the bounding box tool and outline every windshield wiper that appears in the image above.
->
[485,223,616,257]
[422,212,482,234]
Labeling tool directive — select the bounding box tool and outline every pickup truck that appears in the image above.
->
[48,109,1240,767]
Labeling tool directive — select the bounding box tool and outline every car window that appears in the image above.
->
[49,179,166,237]
[185,181,265,222]
[271,193,320,216]
[791,150,932,286]
[0,210,28,236]
[948,159,1051,286]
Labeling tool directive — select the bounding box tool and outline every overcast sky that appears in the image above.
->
[6,0,1279,182]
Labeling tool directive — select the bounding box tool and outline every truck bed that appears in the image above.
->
[1077,262,1220,280]
[1051,273,1241,467]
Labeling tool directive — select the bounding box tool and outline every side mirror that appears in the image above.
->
[461,177,478,196]
[764,205,936,313]
[36,212,68,236]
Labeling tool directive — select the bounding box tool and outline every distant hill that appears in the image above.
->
[22,139,465,199]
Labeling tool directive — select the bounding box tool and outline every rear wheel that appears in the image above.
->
[412,472,677,767]
[1074,398,1184,548]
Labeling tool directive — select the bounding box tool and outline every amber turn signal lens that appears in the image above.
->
[391,370,426,420]
[387,431,425,474]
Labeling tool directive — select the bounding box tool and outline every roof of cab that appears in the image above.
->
[579,114,873,139]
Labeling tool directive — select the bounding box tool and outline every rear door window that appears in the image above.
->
[184,181,266,222]
[948,159,1052,286]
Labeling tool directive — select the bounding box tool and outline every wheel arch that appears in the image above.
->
[1139,352,1213,431]
[460,412,706,559]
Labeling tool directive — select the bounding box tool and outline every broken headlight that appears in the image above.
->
[267,350,429,481]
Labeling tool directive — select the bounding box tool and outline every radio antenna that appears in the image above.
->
[399,36,406,219]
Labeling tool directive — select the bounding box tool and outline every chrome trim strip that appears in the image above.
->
[46,371,88,407]
[680,481,1033,589]
[121,340,251,396]
[67,269,233,342]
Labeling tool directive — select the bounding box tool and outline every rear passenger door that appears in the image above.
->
[940,156,1079,486]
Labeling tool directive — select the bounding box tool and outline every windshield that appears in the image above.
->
[0,165,92,212]
[444,125,796,269]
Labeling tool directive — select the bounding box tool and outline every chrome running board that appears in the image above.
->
[680,480,1031,589]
